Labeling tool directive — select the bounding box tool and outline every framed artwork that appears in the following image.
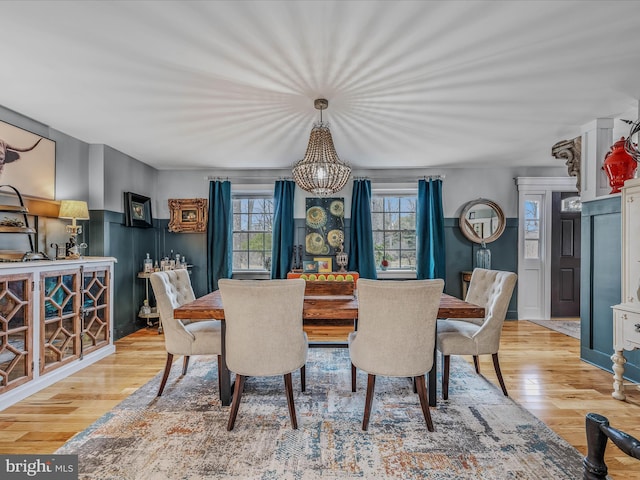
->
[314,257,332,273]
[0,120,56,199]
[124,192,153,228]
[303,260,318,273]
[305,197,345,256]
[168,198,208,233]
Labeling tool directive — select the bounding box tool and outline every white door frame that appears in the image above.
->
[516,177,578,320]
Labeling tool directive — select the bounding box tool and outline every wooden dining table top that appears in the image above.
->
[173,290,485,321]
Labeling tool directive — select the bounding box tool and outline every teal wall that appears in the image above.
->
[142,214,521,338]
[581,196,640,382]
[87,210,158,339]
[445,217,518,319]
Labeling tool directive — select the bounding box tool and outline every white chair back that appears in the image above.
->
[150,270,197,354]
[218,279,307,376]
[350,279,444,377]
[467,268,517,353]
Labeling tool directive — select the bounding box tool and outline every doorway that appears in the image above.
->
[550,192,581,317]
[516,177,578,320]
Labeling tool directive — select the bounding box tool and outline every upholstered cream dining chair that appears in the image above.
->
[218,279,307,431]
[150,270,222,397]
[349,279,444,431]
[436,268,517,399]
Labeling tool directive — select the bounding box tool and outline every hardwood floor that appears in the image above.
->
[1,320,639,478]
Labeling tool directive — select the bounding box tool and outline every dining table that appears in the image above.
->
[173,290,484,408]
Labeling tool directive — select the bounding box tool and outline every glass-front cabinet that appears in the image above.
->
[40,264,111,374]
[0,273,33,393]
[0,257,115,410]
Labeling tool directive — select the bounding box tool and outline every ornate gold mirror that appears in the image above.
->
[459,198,505,244]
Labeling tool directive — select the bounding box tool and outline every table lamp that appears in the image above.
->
[58,200,89,258]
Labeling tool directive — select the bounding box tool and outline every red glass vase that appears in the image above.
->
[603,137,637,193]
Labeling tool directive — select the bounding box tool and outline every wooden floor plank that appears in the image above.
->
[0,321,638,478]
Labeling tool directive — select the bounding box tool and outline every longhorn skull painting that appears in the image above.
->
[0,120,55,199]
[0,138,42,173]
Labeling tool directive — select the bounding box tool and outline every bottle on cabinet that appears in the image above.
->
[143,253,153,273]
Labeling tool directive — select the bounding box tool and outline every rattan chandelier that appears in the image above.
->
[292,98,351,196]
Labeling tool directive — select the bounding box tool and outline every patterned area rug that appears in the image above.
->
[57,349,583,479]
[526,319,580,339]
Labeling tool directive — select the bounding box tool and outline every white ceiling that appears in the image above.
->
[1,0,639,172]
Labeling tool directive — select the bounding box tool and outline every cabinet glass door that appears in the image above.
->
[40,269,81,373]
[82,266,110,354]
[0,274,32,393]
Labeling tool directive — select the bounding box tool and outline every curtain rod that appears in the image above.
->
[205,174,445,182]
[204,176,293,181]
[354,175,445,182]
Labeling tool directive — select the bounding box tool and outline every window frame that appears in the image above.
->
[231,193,274,272]
[370,189,418,271]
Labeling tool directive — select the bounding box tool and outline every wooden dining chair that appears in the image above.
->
[149,270,222,396]
[218,279,307,431]
[348,279,444,431]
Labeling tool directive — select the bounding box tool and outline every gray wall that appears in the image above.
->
[0,102,562,339]
[154,166,567,220]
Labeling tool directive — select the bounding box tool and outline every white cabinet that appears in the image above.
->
[612,177,640,400]
[0,257,116,410]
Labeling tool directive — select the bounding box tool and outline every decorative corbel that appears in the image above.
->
[552,136,582,192]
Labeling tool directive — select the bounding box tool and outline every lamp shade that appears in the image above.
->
[59,200,90,220]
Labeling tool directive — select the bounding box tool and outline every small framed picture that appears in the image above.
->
[314,257,332,273]
[124,192,153,228]
[168,198,208,233]
[303,260,318,273]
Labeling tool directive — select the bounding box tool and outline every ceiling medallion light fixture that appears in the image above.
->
[292,98,351,196]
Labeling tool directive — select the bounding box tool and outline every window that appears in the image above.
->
[524,199,540,259]
[232,196,273,271]
[371,194,417,269]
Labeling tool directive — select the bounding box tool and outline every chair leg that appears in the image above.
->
[157,353,173,397]
[284,372,298,429]
[473,355,480,374]
[217,355,222,395]
[442,355,450,400]
[492,353,509,396]
[362,374,376,431]
[300,365,306,393]
[227,374,246,431]
[351,363,356,392]
[182,356,190,375]
[415,375,434,432]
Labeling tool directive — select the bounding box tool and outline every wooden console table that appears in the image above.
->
[461,271,472,299]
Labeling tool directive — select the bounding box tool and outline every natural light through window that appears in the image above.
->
[524,200,540,259]
[232,196,273,271]
[371,194,417,270]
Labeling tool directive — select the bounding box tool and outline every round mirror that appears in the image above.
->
[459,198,505,244]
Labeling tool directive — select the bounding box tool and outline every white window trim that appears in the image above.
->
[371,188,419,273]
[231,193,274,274]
